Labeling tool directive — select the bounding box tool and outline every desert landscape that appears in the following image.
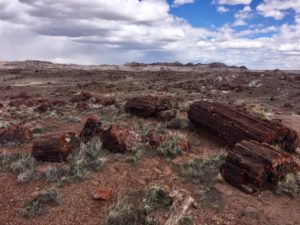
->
[0,60,299,225]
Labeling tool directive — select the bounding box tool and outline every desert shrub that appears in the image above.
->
[40,138,108,186]
[143,185,172,211]
[275,173,300,198]
[107,185,171,225]
[157,136,183,159]
[181,155,226,186]
[0,153,36,183]
[22,189,61,217]
[181,155,226,211]
[106,198,151,225]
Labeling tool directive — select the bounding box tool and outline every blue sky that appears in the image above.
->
[0,0,300,69]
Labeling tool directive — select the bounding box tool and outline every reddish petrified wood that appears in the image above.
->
[220,140,299,193]
[80,117,102,143]
[32,132,79,162]
[0,125,32,145]
[125,96,172,118]
[188,101,299,153]
[101,125,141,153]
[70,92,93,102]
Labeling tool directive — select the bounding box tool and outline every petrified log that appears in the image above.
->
[220,140,299,193]
[101,125,141,153]
[188,101,299,153]
[125,96,172,118]
[79,117,102,143]
[0,125,32,145]
[32,132,79,162]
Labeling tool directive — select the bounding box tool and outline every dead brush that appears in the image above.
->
[157,136,183,159]
[181,154,226,211]
[275,172,300,198]
[22,189,61,217]
[0,152,36,183]
[106,185,171,225]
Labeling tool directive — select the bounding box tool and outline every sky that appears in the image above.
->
[0,0,300,69]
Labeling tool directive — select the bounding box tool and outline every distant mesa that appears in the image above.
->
[124,61,248,70]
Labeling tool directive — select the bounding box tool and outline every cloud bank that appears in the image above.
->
[0,0,300,69]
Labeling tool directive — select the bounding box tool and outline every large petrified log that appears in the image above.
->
[32,132,79,162]
[0,125,32,145]
[220,140,299,193]
[125,96,172,118]
[188,101,299,153]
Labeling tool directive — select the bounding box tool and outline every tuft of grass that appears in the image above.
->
[179,214,194,225]
[107,185,171,225]
[181,155,226,186]
[40,138,108,186]
[0,153,36,183]
[247,105,269,119]
[275,173,300,198]
[181,155,226,211]
[143,185,172,212]
[22,189,61,217]
[198,186,223,211]
[106,198,151,225]
[157,136,183,159]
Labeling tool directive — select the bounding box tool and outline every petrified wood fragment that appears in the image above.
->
[79,117,102,143]
[220,140,299,193]
[0,125,32,145]
[188,101,299,152]
[125,96,172,118]
[32,132,79,162]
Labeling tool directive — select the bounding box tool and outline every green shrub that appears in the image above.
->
[143,185,172,211]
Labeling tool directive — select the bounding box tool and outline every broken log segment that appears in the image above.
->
[125,95,172,118]
[188,101,299,153]
[79,117,102,143]
[220,140,299,193]
[32,132,79,162]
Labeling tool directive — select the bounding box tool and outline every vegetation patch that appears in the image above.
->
[157,136,183,159]
[40,138,108,186]
[106,185,171,225]
[181,155,226,211]
[275,172,300,198]
[0,153,36,183]
[22,189,61,217]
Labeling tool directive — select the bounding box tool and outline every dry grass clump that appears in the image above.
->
[22,189,61,217]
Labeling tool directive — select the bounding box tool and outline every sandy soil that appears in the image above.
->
[0,61,299,225]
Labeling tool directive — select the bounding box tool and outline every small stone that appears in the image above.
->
[92,189,113,201]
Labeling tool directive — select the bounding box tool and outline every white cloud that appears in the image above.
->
[257,0,300,20]
[217,6,229,13]
[0,0,300,69]
[216,0,252,5]
[173,0,194,7]
[233,6,253,26]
